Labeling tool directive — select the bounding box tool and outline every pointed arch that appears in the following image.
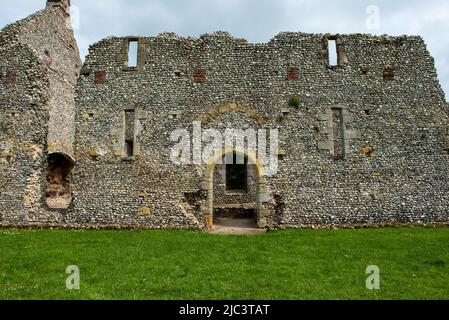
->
[199,103,268,125]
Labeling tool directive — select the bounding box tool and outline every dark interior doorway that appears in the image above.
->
[213,152,257,228]
[225,152,247,192]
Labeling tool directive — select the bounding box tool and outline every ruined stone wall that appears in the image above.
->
[1,7,81,158]
[1,3,448,229]
[72,32,449,229]
[0,6,81,225]
[0,43,50,223]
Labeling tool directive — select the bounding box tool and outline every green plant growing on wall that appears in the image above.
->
[289,96,301,108]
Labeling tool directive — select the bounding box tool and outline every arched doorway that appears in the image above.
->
[203,148,268,229]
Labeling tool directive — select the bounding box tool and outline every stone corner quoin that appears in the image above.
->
[0,1,448,230]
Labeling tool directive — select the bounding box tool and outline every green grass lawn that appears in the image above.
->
[0,227,448,300]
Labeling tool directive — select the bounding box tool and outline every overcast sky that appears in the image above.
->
[1,0,448,99]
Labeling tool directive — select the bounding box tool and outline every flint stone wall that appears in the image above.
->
[1,5,448,229]
[70,31,449,229]
[0,7,80,225]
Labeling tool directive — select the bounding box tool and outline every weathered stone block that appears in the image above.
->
[318,141,332,150]
[139,207,151,216]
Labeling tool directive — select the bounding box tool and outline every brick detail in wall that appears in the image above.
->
[5,71,16,85]
[194,69,206,83]
[287,67,300,80]
[95,71,107,84]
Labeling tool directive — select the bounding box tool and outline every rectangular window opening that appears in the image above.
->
[226,153,248,192]
[128,40,139,68]
[328,40,338,67]
[125,140,134,157]
[332,108,345,160]
[124,109,135,157]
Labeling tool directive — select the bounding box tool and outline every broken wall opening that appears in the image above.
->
[45,153,74,209]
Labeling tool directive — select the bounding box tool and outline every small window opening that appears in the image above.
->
[124,109,135,157]
[86,110,95,119]
[332,108,345,160]
[328,40,338,67]
[128,40,139,68]
[225,153,247,192]
[45,153,73,209]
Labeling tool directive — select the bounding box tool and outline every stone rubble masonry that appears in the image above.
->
[0,3,80,225]
[1,2,449,230]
